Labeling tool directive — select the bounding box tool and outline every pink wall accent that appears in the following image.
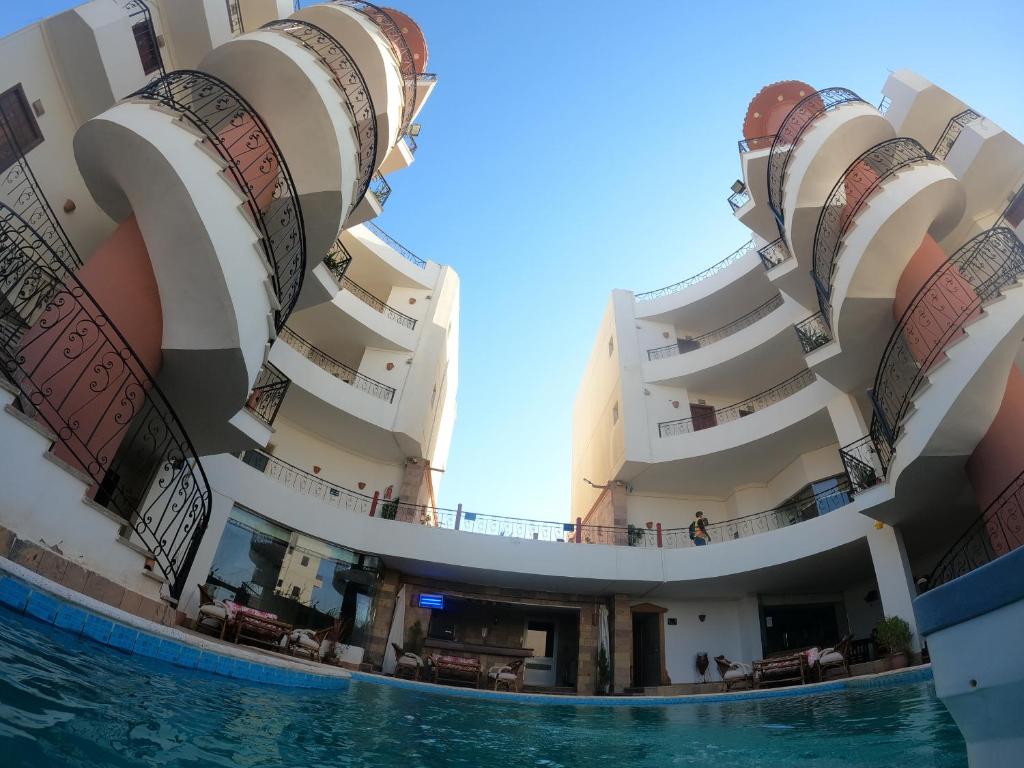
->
[742,80,815,141]
[214,115,280,212]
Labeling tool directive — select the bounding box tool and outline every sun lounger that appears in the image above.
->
[714,654,753,691]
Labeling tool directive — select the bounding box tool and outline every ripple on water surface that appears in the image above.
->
[0,605,966,767]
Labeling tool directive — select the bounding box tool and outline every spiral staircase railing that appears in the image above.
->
[262,19,378,210]
[245,362,291,425]
[811,137,934,316]
[329,0,418,136]
[0,203,211,598]
[131,71,306,331]
[932,109,981,161]
[111,0,166,81]
[767,87,866,225]
[869,226,1024,448]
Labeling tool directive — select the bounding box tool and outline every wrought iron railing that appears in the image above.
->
[658,369,817,437]
[403,132,418,154]
[324,239,353,283]
[812,137,933,314]
[279,326,396,402]
[442,512,578,542]
[364,222,426,268]
[112,0,166,80]
[132,71,306,331]
[870,226,1024,448]
[262,19,378,210]
[738,135,775,153]
[728,189,750,211]
[878,96,892,115]
[226,0,243,34]
[702,479,852,543]
[0,111,80,270]
[0,203,210,598]
[645,295,784,360]
[341,276,417,329]
[932,109,981,161]
[241,449,374,515]
[329,1,417,135]
[245,363,290,425]
[369,172,392,206]
[840,427,891,493]
[418,72,438,83]
[928,468,1024,588]
[758,237,792,271]
[768,88,866,223]
[794,311,832,353]
[635,240,754,302]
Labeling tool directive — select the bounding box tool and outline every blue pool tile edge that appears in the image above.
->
[0,557,350,691]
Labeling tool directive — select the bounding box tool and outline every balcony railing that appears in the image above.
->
[330,1,417,134]
[0,203,210,599]
[403,132,418,154]
[279,326,396,402]
[369,172,392,206]
[112,0,166,81]
[646,294,784,360]
[340,276,417,329]
[226,0,243,34]
[870,226,1024,449]
[245,362,290,425]
[364,222,427,269]
[932,109,981,161]
[811,137,933,315]
[133,71,306,331]
[737,135,775,153]
[241,450,374,515]
[324,240,353,283]
[928,467,1024,588]
[794,311,832,353]
[635,240,754,302]
[658,369,817,438]
[839,427,891,494]
[878,96,892,115]
[727,189,750,211]
[758,237,792,271]
[262,19,377,209]
[768,87,866,224]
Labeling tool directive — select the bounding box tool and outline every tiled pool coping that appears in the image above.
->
[0,556,350,690]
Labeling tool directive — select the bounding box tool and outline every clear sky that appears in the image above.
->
[4,1,1022,523]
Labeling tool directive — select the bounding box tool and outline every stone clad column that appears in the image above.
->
[612,593,632,692]
[365,569,401,666]
[868,524,921,652]
[576,604,598,693]
[396,457,431,523]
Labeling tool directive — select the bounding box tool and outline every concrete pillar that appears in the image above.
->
[868,524,921,651]
[610,483,628,527]
[827,392,870,445]
[396,457,431,523]
[576,604,598,693]
[612,593,632,692]
[737,595,763,664]
[176,490,235,616]
[364,569,401,667]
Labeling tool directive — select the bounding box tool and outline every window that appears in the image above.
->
[0,84,42,173]
[300,555,310,567]
[290,585,301,598]
[132,20,161,75]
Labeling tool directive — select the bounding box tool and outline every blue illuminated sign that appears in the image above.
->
[418,594,445,609]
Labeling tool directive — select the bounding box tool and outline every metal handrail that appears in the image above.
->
[364,222,427,268]
[111,0,166,80]
[812,137,933,315]
[324,239,353,283]
[245,362,290,425]
[279,326,396,402]
[870,227,1024,448]
[262,19,378,210]
[0,203,211,598]
[728,189,750,211]
[226,0,243,33]
[658,369,817,437]
[767,87,866,223]
[369,172,392,206]
[738,135,775,153]
[794,311,832,353]
[928,467,1024,588]
[932,109,981,161]
[646,294,784,360]
[878,96,892,115]
[635,240,754,301]
[839,427,891,494]
[132,71,306,331]
[758,237,791,270]
[341,275,417,329]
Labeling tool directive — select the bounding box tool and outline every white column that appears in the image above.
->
[827,392,869,445]
[737,595,763,663]
[175,490,235,616]
[867,524,921,651]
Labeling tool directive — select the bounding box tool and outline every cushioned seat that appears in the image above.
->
[199,603,228,620]
[819,651,844,665]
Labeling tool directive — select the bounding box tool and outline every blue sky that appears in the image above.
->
[4,1,1022,523]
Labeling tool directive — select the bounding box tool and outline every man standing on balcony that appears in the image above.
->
[689,512,709,546]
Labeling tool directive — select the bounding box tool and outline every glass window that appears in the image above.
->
[132,20,161,75]
[0,84,43,172]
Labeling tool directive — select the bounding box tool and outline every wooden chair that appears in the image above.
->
[196,584,229,639]
[752,652,807,688]
[289,618,352,663]
[486,659,525,692]
[817,635,852,681]
[391,642,426,679]
[714,654,753,691]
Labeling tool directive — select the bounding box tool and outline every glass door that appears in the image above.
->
[523,620,557,687]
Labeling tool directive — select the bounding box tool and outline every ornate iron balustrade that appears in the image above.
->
[703,479,852,543]
[0,203,211,598]
[0,111,80,270]
[447,512,578,542]
[111,0,166,80]
[870,226,1024,448]
[932,109,981,161]
[812,138,933,314]
[329,1,417,135]
[878,96,892,115]
[245,362,290,425]
[795,311,832,353]
[727,189,750,211]
[767,87,866,223]
[241,449,373,515]
[403,132,418,154]
[738,135,775,153]
[758,237,791,270]
[226,0,243,34]
[279,326,396,402]
[324,239,353,283]
[840,427,891,493]
[577,524,656,547]
[364,221,426,268]
[132,71,306,331]
[928,467,1024,588]
[645,295,784,360]
[658,369,817,437]
[340,275,417,329]
[369,172,391,206]
[635,240,754,301]
[262,20,378,210]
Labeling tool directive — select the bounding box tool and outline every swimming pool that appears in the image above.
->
[0,605,966,768]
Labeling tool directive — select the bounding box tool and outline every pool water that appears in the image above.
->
[0,606,966,768]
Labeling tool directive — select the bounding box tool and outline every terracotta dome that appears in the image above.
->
[742,80,816,141]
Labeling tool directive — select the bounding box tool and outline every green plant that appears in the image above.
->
[406,620,424,656]
[597,644,611,693]
[876,615,913,655]
[626,524,645,547]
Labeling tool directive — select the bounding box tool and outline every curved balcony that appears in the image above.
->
[0,203,210,599]
[646,295,783,361]
[364,221,426,269]
[340,275,416,329]
[279,326,395,402]
[635,241,754,303]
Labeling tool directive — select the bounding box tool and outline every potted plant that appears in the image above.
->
[626,524,645,547]
[875,615,913,670]
[597,644,611,694]
[406,620,424,657]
